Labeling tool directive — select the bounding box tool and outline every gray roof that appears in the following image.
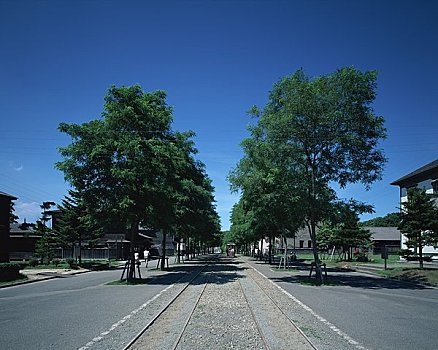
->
[365,227,401,241]
[10,223,39,235]
[391,159,438,186]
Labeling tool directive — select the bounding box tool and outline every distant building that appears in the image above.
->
[273,227,315,255]
[391,159,438,257]
[9,222,41,260]
[364,226,401,254]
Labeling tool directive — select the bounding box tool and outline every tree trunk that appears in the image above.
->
[268,234,272,264]
[78,231,82,265]
[177,238,181,264]
[309,218,322,285]
[283,235,287,269]
[309,162,322,285]
[160,229,167,270]
[127,221,138,281]
[260,237,264,261]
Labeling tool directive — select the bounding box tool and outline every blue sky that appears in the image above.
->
[1,0,437,229]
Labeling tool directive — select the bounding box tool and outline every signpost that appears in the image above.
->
[381,246,388,270]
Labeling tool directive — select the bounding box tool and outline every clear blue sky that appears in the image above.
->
[1,0,437,230]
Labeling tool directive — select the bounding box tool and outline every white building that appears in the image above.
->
[391,159,438,257]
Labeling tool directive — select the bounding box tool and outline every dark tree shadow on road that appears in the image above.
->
[271,273,433,290]
[111,259,247,286]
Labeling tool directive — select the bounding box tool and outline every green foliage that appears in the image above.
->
[398,187,438,268]
[54,190,103,264]
[360,212,401,227]
[34,202,57,264]
[318,200,374,261]
[0,263,20,281]
[56,85,219,277]
[66,258,77,269]
[229,67,386,284]
[28,258,39,267]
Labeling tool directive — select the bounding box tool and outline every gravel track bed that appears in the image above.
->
[130,269,211,350]
[131,259,316,350]
[176,265,265,350]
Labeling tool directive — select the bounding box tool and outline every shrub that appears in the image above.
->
[0,263,21,281]
[28,258,39,267]
[17,261,29,269]
[66,258,78,269]
[51,258,61,267]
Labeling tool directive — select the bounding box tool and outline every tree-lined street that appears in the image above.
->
[1,256,437,350]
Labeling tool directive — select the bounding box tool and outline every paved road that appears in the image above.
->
[245,257,438,350]
[0,265,200,350]
[2,256,437,350]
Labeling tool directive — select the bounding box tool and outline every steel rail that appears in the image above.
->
[237,276,271,350]
[170,271,212,350]
[245,264,318,350]
[123,264,209,350]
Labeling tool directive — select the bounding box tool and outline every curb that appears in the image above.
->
[0,269,91,289]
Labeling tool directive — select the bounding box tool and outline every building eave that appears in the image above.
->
[390,159,438,187]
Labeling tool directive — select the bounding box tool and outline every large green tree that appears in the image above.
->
[229,124,306,263]
[398,187,438,269]
[57,85,216,278]
[235,67,386,284]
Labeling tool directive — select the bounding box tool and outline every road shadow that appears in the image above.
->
[124,258,247,286]
[270,272,433,290]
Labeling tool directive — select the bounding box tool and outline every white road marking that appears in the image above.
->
[77,284,175,350]
[252,268,367,350]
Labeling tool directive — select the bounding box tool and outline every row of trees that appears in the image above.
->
[228,67,387,284]
[53,85,220,279]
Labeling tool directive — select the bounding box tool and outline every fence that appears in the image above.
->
[54,247,120,260]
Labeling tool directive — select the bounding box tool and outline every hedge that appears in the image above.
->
[0,263,21,282]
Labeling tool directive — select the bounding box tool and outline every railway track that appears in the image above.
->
[125,257,315,350]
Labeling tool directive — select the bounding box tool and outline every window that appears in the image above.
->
[432,179,438,194]
[308,240,312,248]
[299,240,304,248]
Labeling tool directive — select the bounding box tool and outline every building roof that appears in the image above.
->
[391,159,438,187]
[10,222,39,236]
[365,227,401,241]
[0,191,18,200]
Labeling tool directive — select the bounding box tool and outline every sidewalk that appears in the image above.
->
[0,267,91,288]
[1,256,184,288]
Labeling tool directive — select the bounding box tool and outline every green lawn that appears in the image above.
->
[376,268,438,286]
[293,253,401,265]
